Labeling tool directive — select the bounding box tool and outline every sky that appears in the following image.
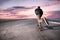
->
[0,0,60,19]
[0,0,60,10]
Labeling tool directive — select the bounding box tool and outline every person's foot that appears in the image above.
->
[38,27,44,31]
[37,24,39,26]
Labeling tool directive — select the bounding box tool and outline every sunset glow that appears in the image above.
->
[0,0,60,19]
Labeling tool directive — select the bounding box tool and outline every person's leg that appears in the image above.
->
[36,15,44,31]
[36,15,40,26]
[36,15,42,28]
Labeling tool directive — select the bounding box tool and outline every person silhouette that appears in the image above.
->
[35,6,43,30]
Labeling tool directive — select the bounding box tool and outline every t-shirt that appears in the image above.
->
[35,8,43,15]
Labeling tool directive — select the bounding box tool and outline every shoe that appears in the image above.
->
[37,25,39,26]
[38,27,44,31]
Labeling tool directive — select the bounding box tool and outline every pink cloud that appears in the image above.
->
[45,11,60,18]
[0,6,36,19]
[0,6,60,19]
[41,1,60,11]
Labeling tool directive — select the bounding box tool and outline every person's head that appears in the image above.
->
[37,6,40,9]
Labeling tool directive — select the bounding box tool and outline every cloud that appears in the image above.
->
[0,6,35,19]
[3,6,34,11]
[45,11,60,18]
[0,5,60,19]
[40,1,60,12]
[0,0,60,10]
[48,0,60,1]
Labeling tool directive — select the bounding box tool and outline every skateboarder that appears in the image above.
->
[35,6,43,30]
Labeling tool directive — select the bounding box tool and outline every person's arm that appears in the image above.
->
[43,17,49,25]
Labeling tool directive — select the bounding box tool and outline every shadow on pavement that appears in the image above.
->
[44,25,60,30]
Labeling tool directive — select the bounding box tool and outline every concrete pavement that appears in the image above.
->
[0,19,60,40]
